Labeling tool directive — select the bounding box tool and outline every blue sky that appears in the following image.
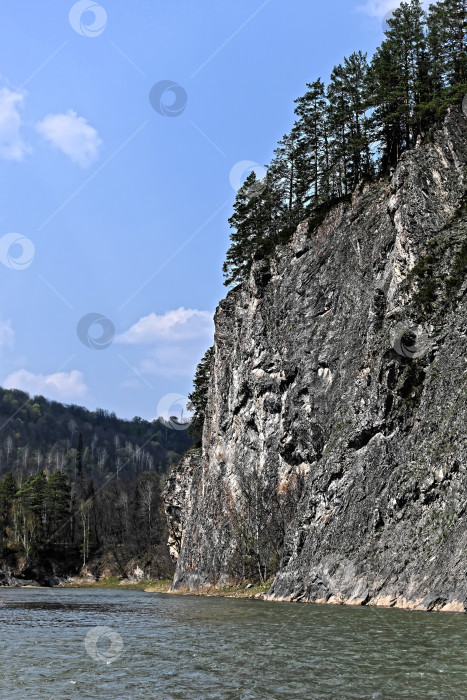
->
[0,0,409,420]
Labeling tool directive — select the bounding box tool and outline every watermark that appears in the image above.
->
[149,81,188,118]
[0,233,35,270]
[229,161,267,202]
[157,393,192,431]
[85,626,123,663]
[391,323,430,359]
[77,313,115,350]
[382,9,395,33]
[69,1,107,38]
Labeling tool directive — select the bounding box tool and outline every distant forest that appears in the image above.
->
[223,0,467,285]
[0,387,192,579]
[0,387,191,481]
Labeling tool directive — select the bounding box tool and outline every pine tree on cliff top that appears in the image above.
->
[370,0,427,168]
[294,78,327,208]
[222,0,467,287]
[428,0,467,98]
[223,171,269,286]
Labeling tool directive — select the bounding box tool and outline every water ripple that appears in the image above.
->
[0,589,466,699]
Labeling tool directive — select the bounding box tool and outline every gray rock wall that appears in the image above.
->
[165,105,467,611]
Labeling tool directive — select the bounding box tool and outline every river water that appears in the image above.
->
[0,588,466,699]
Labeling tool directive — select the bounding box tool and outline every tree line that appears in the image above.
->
[223,0,467,286]
[0,468,172,578]
[0,387,192,483]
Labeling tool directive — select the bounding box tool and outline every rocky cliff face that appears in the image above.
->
[165,104,467,612]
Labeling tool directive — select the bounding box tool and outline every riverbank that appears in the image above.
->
[1,572,270,598]
[6,572,466,611]
[146,580,272,599]
[150,580,467,611]
[63,576,173,592]
[57,577,467,609]
[63,576,271,599]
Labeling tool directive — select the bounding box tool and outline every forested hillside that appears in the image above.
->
[0,387,191,480]
[0,387,192,582]
[223,0,467,285]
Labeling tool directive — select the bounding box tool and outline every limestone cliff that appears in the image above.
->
[165,104,467,612]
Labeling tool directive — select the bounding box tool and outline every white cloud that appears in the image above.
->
[35,109,102,168]
[358,0,430,17]
[358,0,399,17]
[357,0,434,18]
[117,308,214,380]
[0,87,30,161]
[116,308,214,345]
[4,369,88,401]
[0,320,14,349]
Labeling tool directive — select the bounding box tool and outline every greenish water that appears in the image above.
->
[0,588,466,699]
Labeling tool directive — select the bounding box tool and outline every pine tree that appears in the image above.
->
[268,131,302,239]
[188,347,214,443]
[370,0,428,170]
[428,0,467,103]
[340,52,373,186]
[223,171,269,286]
[294,78,328,208]
[370,40,404,170]
[45,470,71,543]
[327,61,352,197]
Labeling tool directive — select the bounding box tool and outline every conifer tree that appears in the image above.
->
[294,78,328,208]
[45,470,70,543]
[370,39,405,170]
[370,0,427,168]
[428,0,467,99]
[340,52,373,185]
[188,347,213,442]
[327,61,353,197]
[268,131,302,239]
[223,171,269,286]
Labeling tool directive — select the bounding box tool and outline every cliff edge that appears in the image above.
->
[165,104,467,612]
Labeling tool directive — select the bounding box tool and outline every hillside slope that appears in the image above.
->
[0,387,191,480]
[165,104,467,611]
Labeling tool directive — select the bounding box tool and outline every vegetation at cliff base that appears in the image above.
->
[223,0,467,286]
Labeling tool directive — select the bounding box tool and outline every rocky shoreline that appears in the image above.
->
[264,591,466,613]
[153,583,467,612]
[2,565,464,612]
[0,568,63,588]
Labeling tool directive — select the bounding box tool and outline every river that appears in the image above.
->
[0,588,466,698]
